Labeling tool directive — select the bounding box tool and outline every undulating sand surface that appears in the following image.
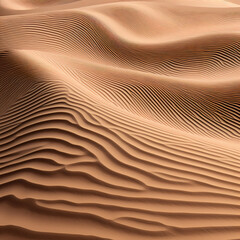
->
[1,0,240,239]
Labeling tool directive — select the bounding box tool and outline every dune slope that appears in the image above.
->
[0,0,240,240]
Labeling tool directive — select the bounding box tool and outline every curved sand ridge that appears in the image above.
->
[0,0,240,240]
[0,0,78,10]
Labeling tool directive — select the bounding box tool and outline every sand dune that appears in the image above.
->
[0,0,240,239]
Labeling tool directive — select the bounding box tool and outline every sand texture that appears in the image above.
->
[0,0,240,239]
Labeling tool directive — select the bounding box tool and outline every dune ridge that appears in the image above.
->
[1,0,240,240]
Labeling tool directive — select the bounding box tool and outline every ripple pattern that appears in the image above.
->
[0,0,240,240]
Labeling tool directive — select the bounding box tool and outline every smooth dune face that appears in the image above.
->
[0,0,240,240]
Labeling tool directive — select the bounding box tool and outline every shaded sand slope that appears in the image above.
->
[0,0,240,240]
[0,51,41,116]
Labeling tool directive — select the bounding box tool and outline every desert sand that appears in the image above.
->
[0,0,240,239]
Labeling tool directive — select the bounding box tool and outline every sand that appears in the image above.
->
[0,0,240,239]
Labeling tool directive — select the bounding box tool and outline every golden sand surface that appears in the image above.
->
[0,0,240,239]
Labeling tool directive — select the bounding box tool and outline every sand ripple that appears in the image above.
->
[0,0,240,239]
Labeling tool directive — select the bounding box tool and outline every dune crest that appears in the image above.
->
[0,0,240,240]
